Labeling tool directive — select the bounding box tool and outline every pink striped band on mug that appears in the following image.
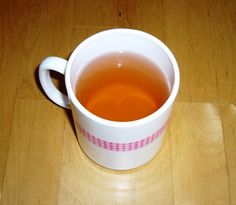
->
[77,122,168,152]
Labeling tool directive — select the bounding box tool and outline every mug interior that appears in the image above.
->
[65,29,179,125]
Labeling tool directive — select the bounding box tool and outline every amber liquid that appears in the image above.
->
[75,52,170,122]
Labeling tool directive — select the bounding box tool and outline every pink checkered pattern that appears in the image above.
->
[77,122,167,152]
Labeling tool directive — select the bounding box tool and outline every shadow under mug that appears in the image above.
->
[38,29,180,170]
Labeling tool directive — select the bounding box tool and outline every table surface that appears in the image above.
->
[0,0,236,204]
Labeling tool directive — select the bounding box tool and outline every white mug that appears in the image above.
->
[39,29,180,170]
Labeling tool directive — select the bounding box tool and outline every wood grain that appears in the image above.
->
[170,103,230,204]
[1,101,65,205]
[0,0,235,204]
[220,105,236,205]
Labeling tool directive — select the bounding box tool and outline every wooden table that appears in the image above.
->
[0,0,235,204]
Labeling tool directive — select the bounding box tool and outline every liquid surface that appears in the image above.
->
[75,52,170,121]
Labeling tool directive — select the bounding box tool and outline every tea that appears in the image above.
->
[75,52,170,121]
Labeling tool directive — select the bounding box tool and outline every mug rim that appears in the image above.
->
[65,28,180,128]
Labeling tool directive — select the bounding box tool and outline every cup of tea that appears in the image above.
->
[39,29,180,170]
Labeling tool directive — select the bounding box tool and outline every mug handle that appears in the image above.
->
[38,56,70,109]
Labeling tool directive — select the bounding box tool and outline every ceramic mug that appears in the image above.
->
[38,29,180,170]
